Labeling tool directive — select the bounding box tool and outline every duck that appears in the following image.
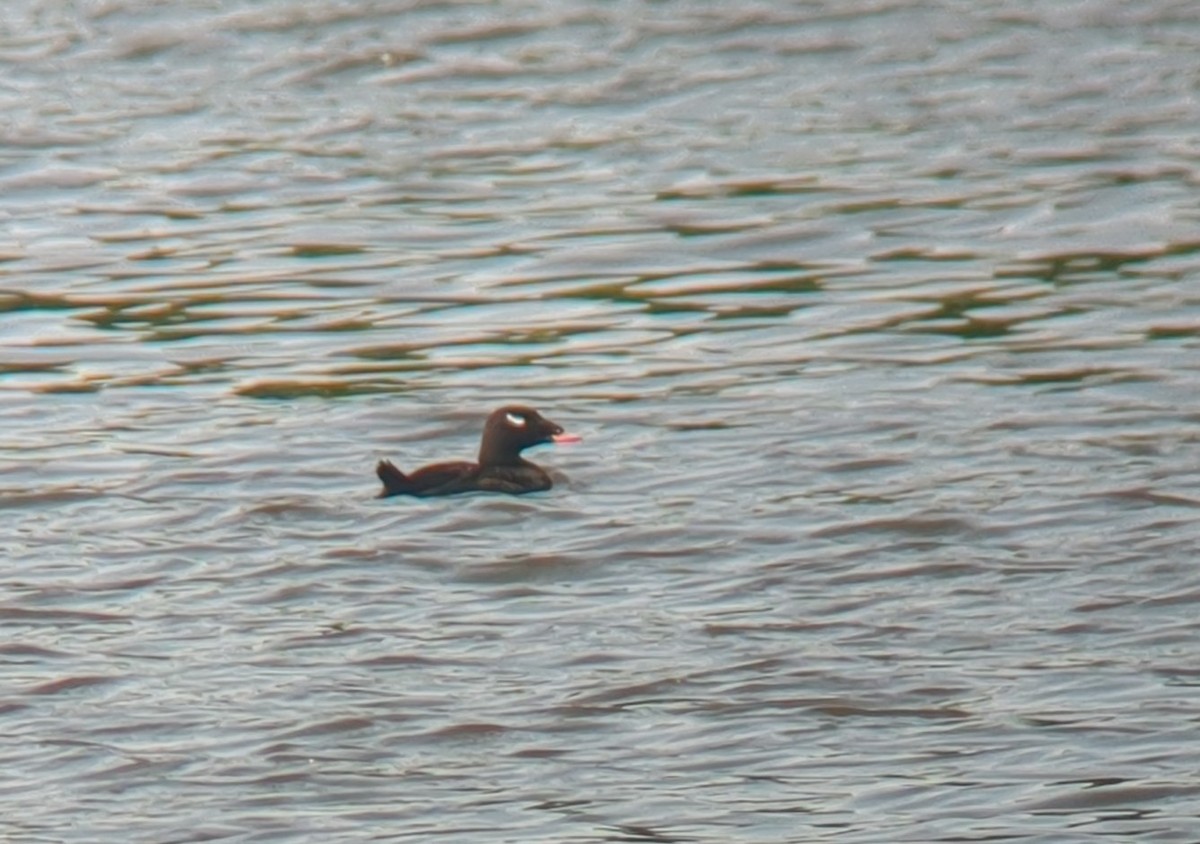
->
[376,405,580,498]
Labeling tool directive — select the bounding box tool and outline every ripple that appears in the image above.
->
[1,1,1198,842]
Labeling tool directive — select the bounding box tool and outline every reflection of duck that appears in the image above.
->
[376,406,581,498]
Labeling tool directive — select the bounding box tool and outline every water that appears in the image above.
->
[2,0,1199,841]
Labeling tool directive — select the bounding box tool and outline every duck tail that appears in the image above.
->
[376,460,412,497]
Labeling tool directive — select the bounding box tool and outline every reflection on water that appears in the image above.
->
[2,0,1199,841]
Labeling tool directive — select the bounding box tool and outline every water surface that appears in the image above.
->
[2,1,1199,841]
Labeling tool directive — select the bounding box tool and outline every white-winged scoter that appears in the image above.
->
[376,405,580,498]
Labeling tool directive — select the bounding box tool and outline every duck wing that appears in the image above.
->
[377,459,482,498]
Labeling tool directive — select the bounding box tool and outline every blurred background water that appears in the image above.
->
[1,0,1199,841]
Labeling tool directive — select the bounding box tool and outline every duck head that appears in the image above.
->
[478,405,581,466]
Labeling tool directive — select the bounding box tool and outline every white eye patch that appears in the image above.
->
[505,412,526,428]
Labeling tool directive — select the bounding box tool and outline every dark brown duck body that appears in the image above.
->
[376,405,579,498]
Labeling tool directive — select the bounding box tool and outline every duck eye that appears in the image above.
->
[505,412,526,428]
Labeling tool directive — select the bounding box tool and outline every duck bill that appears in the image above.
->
[551,433,582,444]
